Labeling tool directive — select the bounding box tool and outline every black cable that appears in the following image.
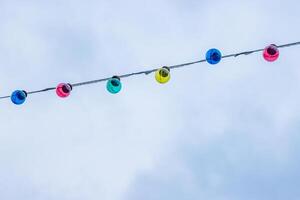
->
[1,42,299,99]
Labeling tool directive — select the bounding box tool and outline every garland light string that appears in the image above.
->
[1,42,300,105]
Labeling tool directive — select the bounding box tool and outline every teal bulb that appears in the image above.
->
[106,77,122,94]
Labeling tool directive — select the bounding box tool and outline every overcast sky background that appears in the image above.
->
[0,0,300,199]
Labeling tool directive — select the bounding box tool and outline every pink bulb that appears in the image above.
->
[56,83,72,98]
[263,44,279,62]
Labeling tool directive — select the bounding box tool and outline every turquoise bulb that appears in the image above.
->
[155,67,171,84]
[106,76,122,94]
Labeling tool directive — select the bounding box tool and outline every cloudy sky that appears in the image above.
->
[0,0,300,199]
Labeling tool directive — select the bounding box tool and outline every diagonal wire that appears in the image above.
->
[0,41,300,99]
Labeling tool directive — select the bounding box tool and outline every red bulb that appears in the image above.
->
[56,83,72,98]
[263,44,279,62]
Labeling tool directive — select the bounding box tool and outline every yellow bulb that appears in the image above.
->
[155,67,171,84]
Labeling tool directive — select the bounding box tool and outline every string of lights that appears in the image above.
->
[1,42,300,105]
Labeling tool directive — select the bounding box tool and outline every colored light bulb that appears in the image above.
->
[155,66,171,84]
[11,90,27,105]
[56,83,72,98]
[107,76,122,94]
[206,48,222,65]
[263,44,279,62]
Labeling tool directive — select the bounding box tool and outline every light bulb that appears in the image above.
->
[11,90,27,105]
[206,48,222,65]
[107,76,122,94]
[56,83,72,98]
[263,44,279,62]
[155,66,171,84]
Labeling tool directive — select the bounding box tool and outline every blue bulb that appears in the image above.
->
[11,90,27,105]
[106,77,122,94]
[206,48,222,65]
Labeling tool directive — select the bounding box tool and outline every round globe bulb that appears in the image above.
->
[11,90,27,105]
[56,83,72,98]
[206,48,222,65]
[107,76,122,94]
[155,67,171,84]
[263,44,279,62]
